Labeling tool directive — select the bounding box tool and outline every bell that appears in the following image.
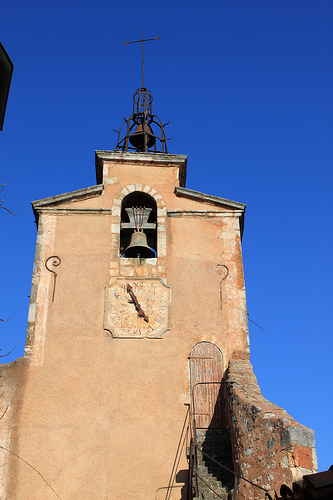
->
[124,230,155,258]
[129,123,156,150]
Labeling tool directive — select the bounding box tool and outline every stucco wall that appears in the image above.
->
[0,152,249,499]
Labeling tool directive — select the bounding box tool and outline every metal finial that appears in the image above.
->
[116,31,168,153]
[124,30,161,88]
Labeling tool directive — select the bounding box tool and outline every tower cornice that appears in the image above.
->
[95,150,187,186]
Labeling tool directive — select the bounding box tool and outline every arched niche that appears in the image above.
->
[120,191,157,258]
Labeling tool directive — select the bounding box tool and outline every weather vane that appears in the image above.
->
[124,30,161,88]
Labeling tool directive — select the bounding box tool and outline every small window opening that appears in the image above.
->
[120,192,157,258]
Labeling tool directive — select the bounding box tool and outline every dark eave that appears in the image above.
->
[0,42,14,131]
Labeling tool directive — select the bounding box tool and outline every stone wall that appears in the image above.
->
[226,353,317,499]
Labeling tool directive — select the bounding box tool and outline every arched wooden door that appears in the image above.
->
[189,342,224,429]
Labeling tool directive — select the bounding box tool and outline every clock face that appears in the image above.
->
[104,278,170,338]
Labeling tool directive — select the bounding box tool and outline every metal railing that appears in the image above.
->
[188,381,231,499]
[188,381,270,500]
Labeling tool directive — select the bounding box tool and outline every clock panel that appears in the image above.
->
[104,278,170,338]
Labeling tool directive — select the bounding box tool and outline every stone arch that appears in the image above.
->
[110,184,167,261]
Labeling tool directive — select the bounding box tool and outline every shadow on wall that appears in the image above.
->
[155,406,189,500]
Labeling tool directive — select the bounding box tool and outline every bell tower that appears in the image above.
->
[0,44,317,500]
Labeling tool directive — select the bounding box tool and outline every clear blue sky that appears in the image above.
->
[1,0,332,471]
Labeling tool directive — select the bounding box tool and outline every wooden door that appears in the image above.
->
[189,342,224,429]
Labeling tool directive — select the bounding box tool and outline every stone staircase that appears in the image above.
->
[193,429,234,500]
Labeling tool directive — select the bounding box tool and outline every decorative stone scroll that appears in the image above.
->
[215,264,229,310]
[45,256,61,302]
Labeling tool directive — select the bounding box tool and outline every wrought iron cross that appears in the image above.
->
[124,30,161,88]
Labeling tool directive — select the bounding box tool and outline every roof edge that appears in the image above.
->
[32,184,104,215]
[95,150,187,164]
[175,186,246,238]
[0,42,14,131]
[175,186,246,210]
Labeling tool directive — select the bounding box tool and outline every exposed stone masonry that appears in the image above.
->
[226,354,317,499]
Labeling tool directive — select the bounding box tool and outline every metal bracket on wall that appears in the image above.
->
[45,256,61,302]
[215,264,229,310]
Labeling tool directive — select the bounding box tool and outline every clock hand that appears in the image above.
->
[126,284,140,308]
[129,291,149,322]
[126,284,149,322]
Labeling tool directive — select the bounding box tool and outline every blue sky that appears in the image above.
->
[1,0,332,471]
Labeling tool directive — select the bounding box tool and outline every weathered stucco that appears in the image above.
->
[0,151,316,499]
